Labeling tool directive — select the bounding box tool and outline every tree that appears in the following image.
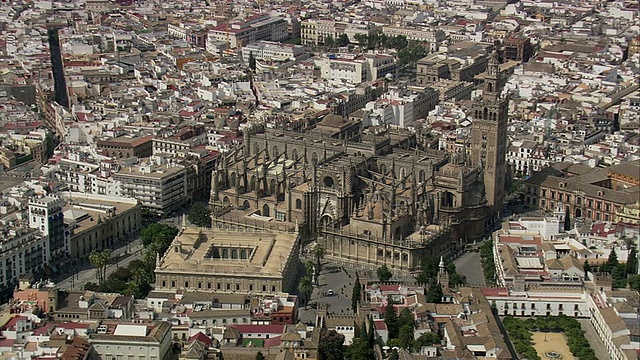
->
[377,265,393,282]
[398,308,414,329]
[324,35,335,50]
[564,207,571,231]
[398,324,414,349]
[314,244,325,279]
[351,276,361,312]
[305,261,314,278]
[248,52,257,71]
[188,202,212,227]
[89,249,112,283]
[353,33,368,46]
[368,316,376,347]
[337,33,350,47]
[141,223,179,250]
[426,281,443,303]
[416,256,439,284]
[414,332,439,349]
[297,276,313,306]
[628,274,640,291]
[601,248,619,273]
[626,246,637,276]
[319,330,345,360]
[255,351,265,360]
[383,298,399,339]
[345,337,374,360]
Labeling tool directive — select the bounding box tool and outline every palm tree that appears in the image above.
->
[314,244,325,281]
[297,276,313,308]
[305,261,314,278]
[99,250,112,282]
[89,252,102,282]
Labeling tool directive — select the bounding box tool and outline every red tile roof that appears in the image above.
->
[189,332,212,347]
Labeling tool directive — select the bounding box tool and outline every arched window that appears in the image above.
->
[231,249,238,259]
[295,199,302,209]
[222,249,229,258]
[270,179,276,194]
[240,250,247,259]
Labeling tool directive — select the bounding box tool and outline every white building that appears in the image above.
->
[89,322,173,360]
[28,196,66,264]
[588,290,638,360]
[241,41,305,63]
[0,228,49,294]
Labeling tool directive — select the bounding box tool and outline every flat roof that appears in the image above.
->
[157,227,298,279]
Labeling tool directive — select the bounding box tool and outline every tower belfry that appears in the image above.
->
[470,49,508,213]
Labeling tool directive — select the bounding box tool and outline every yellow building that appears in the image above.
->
[61,192,142,260]
[155,226,300,295]
[615,202,640,224]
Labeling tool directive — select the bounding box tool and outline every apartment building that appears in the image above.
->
[381,26,445,51]
[0,228,48,297]
[112,161,188,214]
[96,135,154,159]
[301,19,376,46]
[28,196,65,266]
[507,140,550,177]
[207,15,287,49]
[318,55,397,85]
[241,41,305,63]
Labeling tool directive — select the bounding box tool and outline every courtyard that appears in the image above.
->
[531,332,573,360]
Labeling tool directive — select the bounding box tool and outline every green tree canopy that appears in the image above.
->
[426,281,443,303]
[398,324,414,349]
[414,331,439,349]
[337,33,350,47]
[377,265,393,282]
[319,330,345,360]
[345,337,374,360]
[628,274,640,291]
[352,276,361,312]
[141,223,179,251]
[255,351,265,360]
[297,276,313,306]
[383,297,399,339]
[188,202,212,227]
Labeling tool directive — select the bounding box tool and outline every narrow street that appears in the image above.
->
[56,239,144,291]
[578,319,610,360]
[454,251,485,286]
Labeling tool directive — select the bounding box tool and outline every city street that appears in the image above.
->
[56,239,144,291]
[454,251,485,286]
[298,261,361,324]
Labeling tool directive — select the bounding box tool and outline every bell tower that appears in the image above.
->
[470,50,508,213]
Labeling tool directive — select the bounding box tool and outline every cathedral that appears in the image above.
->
[209,53,508,273]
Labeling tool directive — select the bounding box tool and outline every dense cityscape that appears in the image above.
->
[0,0,638,359]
